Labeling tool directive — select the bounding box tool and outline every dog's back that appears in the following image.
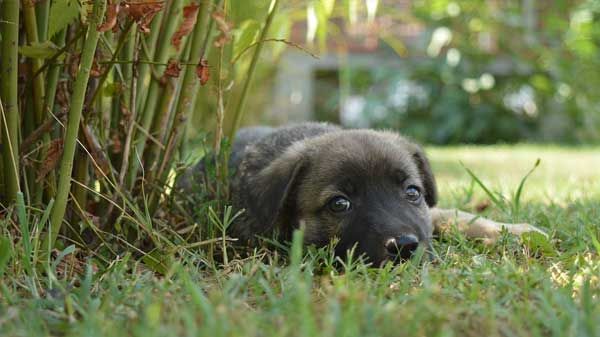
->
[231,122,340,173]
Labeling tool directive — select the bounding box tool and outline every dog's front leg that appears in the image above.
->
[430,208,546,244]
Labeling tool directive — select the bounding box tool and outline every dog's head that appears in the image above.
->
[249,129,437,266]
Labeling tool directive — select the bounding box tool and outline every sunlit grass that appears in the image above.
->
[0,145,598,337]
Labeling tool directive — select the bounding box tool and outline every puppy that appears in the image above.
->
[187,123,543,266]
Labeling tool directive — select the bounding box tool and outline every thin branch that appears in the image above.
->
[231,38,319,64]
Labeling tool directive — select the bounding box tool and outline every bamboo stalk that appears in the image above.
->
[0,0,21,202]
[45,0,107,249]
[147,0,217,213]
[120,24,137,117]
[143,80,175,173]
[228,0,281,139]
[106,24,137,170]
[86,21,135,110]
[30,28,85,81]
[23,0,47,126]
[36,0,51,41]
[73,23,132,231]
[134,9,165,113]
[23,0,52,205]
[71,147,89,222]
[43,28,66,201]
[44,30,67,129]
[126,0,183,188]
[117,30,141,188]
[142,26,191,179]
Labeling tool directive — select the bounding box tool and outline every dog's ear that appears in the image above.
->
[411,146,438,207]
[248,149,307,236]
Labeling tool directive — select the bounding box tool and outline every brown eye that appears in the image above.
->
[405,185,422,203]
[328,196,352,213]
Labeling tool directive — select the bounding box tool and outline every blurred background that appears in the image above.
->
[195,0,600,145]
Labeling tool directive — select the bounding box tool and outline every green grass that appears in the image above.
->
[1,145,599,337]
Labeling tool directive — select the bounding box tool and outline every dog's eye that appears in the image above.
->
[328,196,352,213]
[405,185,422,203]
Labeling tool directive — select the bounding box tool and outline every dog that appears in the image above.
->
[184,123,544,266]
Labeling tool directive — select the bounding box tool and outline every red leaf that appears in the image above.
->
[196,59,210,86]
[37,139,64,182]
[163,59,182,78]
[171,3,200,50]
[123,0,165,33]
[98,2,120,32]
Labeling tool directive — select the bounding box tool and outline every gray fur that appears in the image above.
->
[183,122,543,265]
[227,123,437,265]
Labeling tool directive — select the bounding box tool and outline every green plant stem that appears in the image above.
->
[143,30,192,179]
[43,28,67,202]
[87,21,135,110]
[0,0,21,202]
[121,24,137,116]
[228,0,281,139]
[23,0,47,126]
[134,9,165,113]
[36,0,50,41]
[30,28,85,81]
[72,147,89,221]
[45,0,107,249]
[44,29,67,129]
[143,81,175,174]
[147,0,217,213]
[109,24,137,169]
[126,1,183,189]
[24,0,52,205]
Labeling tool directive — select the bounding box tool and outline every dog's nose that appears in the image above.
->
[385,234,419,260]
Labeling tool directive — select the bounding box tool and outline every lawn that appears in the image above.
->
[1,146,599,337]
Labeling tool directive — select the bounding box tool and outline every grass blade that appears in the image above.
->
[513,158,541,220]
[460,161,506,212]
[16,192,32,274]
[0,236,13,278]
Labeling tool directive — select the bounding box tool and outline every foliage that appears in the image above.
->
[315,0,600,144]
[0,0,294,257]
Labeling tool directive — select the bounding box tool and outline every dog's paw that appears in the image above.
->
[479,221,547,244]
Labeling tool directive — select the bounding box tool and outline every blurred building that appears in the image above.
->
[267,0,426,125]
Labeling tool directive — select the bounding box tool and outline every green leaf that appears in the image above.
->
[521,231,557,257]
[142,249,173,275]
[233,19,261,61]
[48,0,80,39]
[16,192,32,274]
[0,236,13,278]
[51,245,77,272]
[19,41,60,59]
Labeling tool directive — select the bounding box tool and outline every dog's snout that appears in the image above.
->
[385,234,419,260]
